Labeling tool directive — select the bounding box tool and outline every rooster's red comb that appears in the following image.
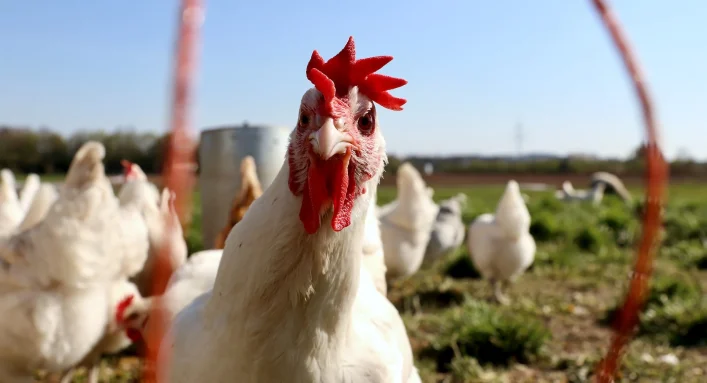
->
[116,294,134,324]
[306,36,407,115]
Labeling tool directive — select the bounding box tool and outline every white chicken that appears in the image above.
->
[0,141,149,289]
[467,180,536,305]
[379,162,439,279]
[423,193,467,266]
[361,191,388,295]
[0,169,24,237]
[159,37,420,383]
[117,249,224,345]
[117,160,159,207]
[57,279,142,383]
[0,142,150,382]
[116,160,188,296]
[554,180,604,205]
[18,173,41,214]
[15,183,59,232]
[128,187,189,297]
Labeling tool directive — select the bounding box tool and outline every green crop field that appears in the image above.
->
[46,183,707,382]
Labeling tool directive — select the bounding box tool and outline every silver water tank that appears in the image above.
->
[199,123,291,249]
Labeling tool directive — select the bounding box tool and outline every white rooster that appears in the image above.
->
[467,180,536,305]
[379,162,439,279]
[159,37,420,383]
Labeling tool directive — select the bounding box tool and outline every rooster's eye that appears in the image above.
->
[357,113,374,135]
[299,114,310,127]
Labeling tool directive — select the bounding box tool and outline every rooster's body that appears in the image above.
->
[161,37,419,383]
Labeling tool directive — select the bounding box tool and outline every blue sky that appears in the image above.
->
[1,1,705,159]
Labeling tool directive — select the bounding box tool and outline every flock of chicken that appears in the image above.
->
[0,37,539,383]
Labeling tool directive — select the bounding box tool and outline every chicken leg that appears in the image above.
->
[491,279,511,306]
[58,369,75,383]
[86,364,100,383]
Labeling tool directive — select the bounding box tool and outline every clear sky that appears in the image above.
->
[1,1,705,160]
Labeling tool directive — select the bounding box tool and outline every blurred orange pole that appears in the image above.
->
[590,0,668,382]
[142,0,204,382]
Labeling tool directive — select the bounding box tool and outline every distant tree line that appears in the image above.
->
[0,126,168,175]
[0,126,704,178]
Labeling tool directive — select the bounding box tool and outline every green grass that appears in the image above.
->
[382,182,707,382]
[48,181,707,382]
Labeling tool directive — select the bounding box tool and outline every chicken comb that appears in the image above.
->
[115,294,135,324]
[121,160,136,179]
[306,36,408,116]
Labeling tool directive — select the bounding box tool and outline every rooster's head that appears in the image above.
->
[287,36,407,235]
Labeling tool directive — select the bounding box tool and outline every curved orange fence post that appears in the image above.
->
[143,0,204,382]
[590,0,668,382]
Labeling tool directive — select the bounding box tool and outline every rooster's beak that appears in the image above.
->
[309,118,353,160]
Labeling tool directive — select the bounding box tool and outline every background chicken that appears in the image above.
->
[0,169,24,237]
[56,280,142,383]
[360,191,388,295]
[0,142,151,382]
[15,183,59,232]
[467,180,536,305]
[213,155,263,249]
[18,173,41,215]
[379,162,439,279]
[118,160,160,207]
[423,192,467,266]
[127,188,189,297]
[118,249,223,348]
[160,36,420,383]
[0,141,150,289]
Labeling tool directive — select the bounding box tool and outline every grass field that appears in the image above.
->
[42,181,707,382]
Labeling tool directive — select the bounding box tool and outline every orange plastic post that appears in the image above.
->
[142,0,204,382]
[590,0,668,382]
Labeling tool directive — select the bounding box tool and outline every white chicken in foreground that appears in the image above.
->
[379,162,439,279]
[467,180,536,305]
[0,142,150,382]
[160,37,420,383]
